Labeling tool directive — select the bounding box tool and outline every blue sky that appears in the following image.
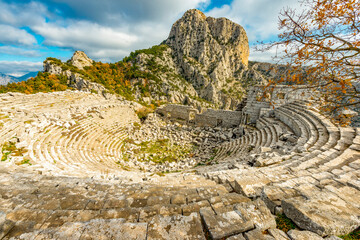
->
[0,0,300,76]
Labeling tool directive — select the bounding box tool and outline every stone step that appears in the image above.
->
[0,167,292,240]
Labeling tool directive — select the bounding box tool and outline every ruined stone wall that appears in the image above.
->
[156,104,198,122]
[156,104,241,128]
[243,85,314,124]
[195,109,242,128]
[156,85,314,127]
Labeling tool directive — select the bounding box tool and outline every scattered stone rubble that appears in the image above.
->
[119,113,244,173]
[0,86,359,239]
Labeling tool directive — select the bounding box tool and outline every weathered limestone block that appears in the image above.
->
[254,156,282,167]
[15,219,148,240]
[98,208,139,222]
[268,229,290,240]
[6,209,53,236]
[282,190,360,236]
[0,211,15,239]
[147,213,205,240]
[138,206,161,221]
[323,179,360,208]
[234,199,276,231]
[81,219,147,240]
[287,229,323,240]
[234,174,271,197]
[324,236,343,240]
[261,186,288,213]
[147,195,171,206]
[227,233,246,240]
[221,193,251,206]
[200,207,253,240]
[243,228,275,240]
[171,194,187,205]
[13,222,86,240]
[157,204,182,216]
[182,200,210,216]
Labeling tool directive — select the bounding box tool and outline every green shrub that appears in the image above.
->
[136,107,153,121]
[276,214,297,233]
[339,228,360,240]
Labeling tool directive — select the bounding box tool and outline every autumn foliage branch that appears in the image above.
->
[259,0,360,125]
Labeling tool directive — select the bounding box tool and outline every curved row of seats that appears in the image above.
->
[212,116,293,162]
[25,116,130,177]
[201,100,360,236]
[205,100,358,193]
[0,92,138,179]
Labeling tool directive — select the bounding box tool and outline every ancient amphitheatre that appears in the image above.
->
[0,9,360,240]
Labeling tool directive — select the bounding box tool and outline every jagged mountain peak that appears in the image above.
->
[167,9,249,66]
[0,73,17,85]
[70,51,93,70]
[0,72,38,85]
[182,9,207,20]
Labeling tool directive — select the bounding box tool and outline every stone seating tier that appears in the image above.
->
[201,101,360,236]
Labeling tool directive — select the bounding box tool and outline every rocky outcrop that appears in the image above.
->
[164,9,250,108]
[43,54,108,97]
[166,9,249,81]
[43,61,64,75]
[70,51,93,69]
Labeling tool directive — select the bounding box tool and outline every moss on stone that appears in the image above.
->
[276,214,297,233]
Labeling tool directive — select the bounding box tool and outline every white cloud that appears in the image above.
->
[50,0,210,26]
[207,0,302,42]
[249,45,286,63]
[207,0,302,62]
[0,24,36,45]
[0,61,42,76]
[0,1,48,27]
[0,0,210,62]
[33,21,138,51]
[0,46,41,57]
[0,0,298,65]
[29,0,211,61]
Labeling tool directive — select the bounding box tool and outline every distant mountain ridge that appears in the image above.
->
[0,73,17,85]
[0,72,38,85]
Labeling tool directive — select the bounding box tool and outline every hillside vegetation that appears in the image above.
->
[0,72,69,94]
[0,45,170,106]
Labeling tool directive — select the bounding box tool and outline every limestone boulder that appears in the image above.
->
[234,199,276,231]
[147,213,205,240]
[268,229,290,240]
[243,228,275,240]
[282,191,360,236]
[200,207,254,239]
[0,212,15,239]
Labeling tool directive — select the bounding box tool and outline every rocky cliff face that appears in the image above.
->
[167,9,249,81]
[163,9,251,109]
[133,9,274,109]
